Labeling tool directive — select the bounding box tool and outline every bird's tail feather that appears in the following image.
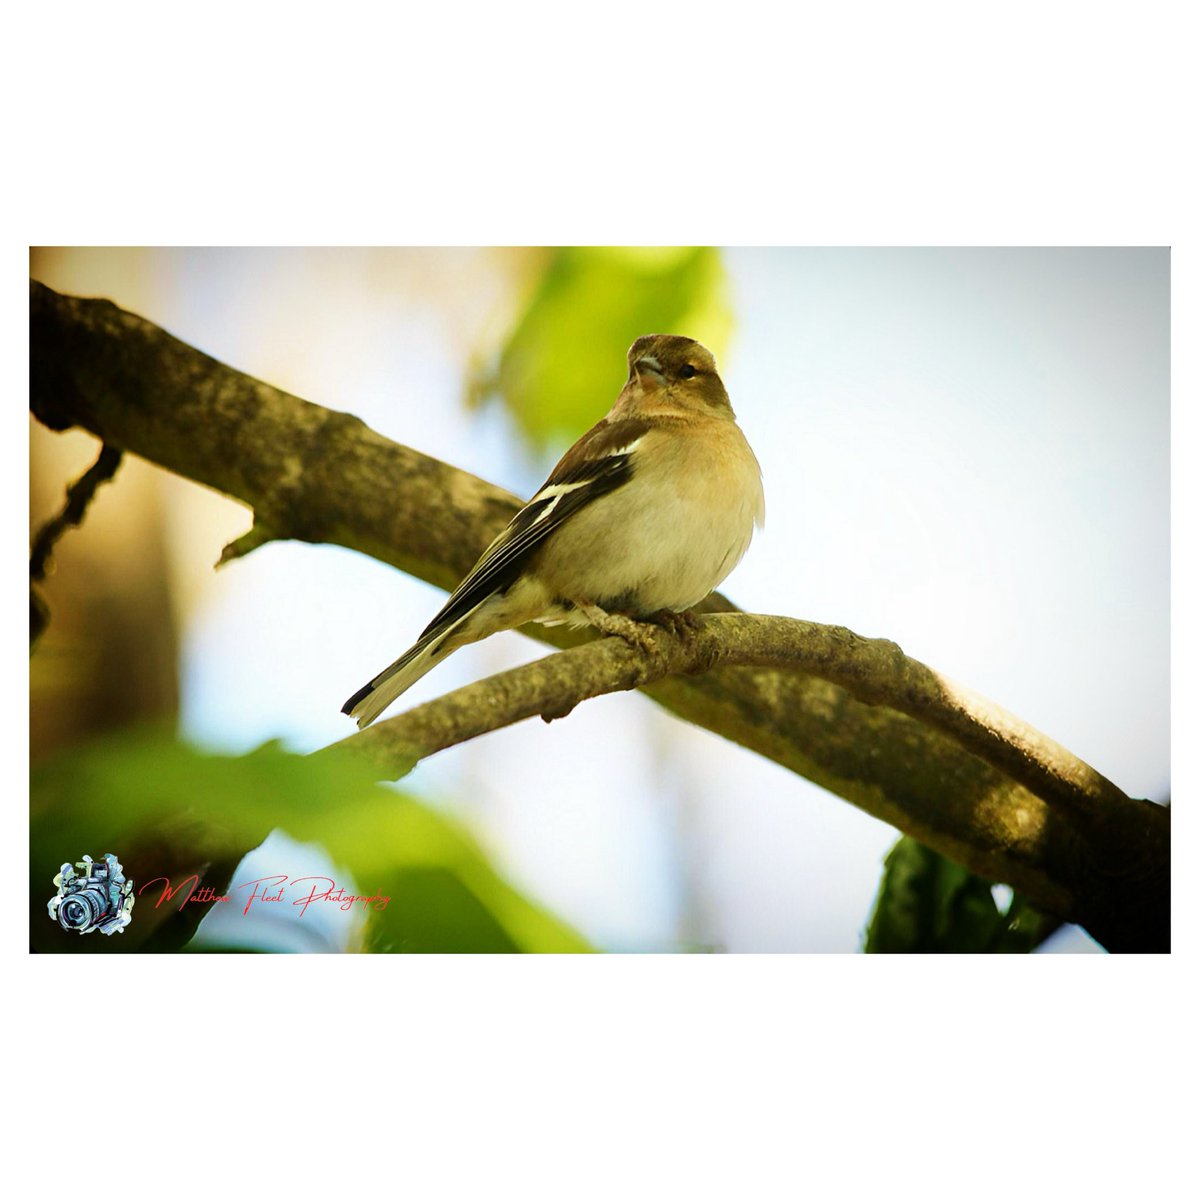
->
[342,607,480,729]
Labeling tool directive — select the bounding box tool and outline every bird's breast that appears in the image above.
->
[534,420,764,615]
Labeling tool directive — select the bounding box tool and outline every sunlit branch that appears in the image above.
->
[328,613,1131,819]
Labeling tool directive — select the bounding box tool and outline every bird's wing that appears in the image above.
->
[417,416,652,642]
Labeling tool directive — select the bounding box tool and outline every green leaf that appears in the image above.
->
[470,247,733,451]
[31,730,591,954]
[863,836,1052,953]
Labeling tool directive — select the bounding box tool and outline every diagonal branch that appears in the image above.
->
[29,280,1168,951]
[320,613,1167,949]
[330,613,1131,817]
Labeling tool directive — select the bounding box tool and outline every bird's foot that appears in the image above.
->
[573,601,662,656]
[648,608,703,640]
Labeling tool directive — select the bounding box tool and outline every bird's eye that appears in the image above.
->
[679,364,698,379]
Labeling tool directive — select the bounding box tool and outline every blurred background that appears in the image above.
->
[29,247,1169,952]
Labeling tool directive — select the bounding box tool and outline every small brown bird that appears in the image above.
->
[343,334,765,727]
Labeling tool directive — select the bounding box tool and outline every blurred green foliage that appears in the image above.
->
[31,731,591,954]
[864,836,1053,953]
[470,247,732,451]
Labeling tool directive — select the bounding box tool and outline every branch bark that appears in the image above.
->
[29,442,124,643]
[29,280,1169,951]
[330,614,1131,815]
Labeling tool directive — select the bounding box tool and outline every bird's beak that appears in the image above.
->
[634,355,667,390]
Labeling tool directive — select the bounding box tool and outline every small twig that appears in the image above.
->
[30,444,124,581]
[217,518,277,567]
[30,444,124,643]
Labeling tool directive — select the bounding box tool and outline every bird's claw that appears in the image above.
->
[574,602,663,656]
[648,609,703,639]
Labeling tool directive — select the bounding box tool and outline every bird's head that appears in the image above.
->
[624,334,733,415]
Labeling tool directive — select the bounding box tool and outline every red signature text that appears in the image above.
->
[138,875,231,910]
[240,875,390,916]
[137,874,389,917]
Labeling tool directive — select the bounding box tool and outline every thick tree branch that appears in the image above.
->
[29,281,1168,951]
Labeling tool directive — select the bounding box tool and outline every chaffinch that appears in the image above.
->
[343,334,765,728]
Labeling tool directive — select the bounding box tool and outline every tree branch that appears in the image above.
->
[30,442,124,643]
[29,280,1168,951]
[331,614,1130,816]
[321,614,1168,949]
